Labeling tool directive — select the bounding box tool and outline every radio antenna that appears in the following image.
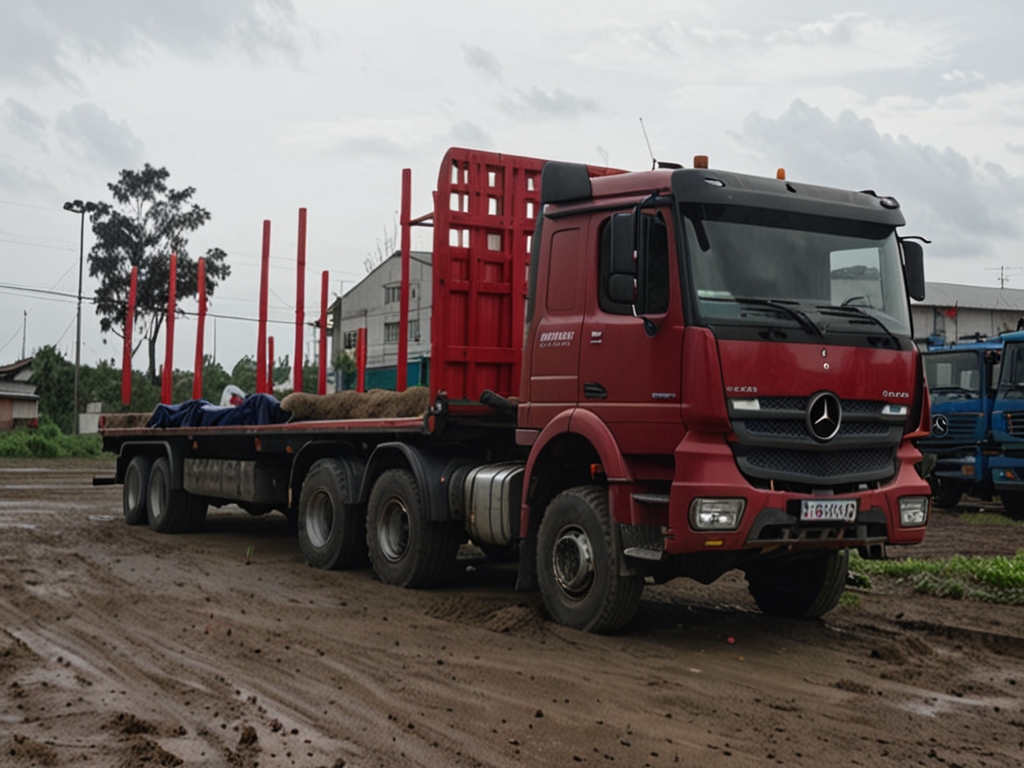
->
[639,117,656,170]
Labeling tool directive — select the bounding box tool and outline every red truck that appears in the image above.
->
[101,147,932,632]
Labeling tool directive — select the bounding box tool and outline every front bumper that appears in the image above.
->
[655,432,930,555]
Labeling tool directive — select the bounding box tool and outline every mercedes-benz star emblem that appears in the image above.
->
[932,414,949,438]
[806,391,842,442]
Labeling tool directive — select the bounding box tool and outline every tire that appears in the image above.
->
[366,468,460,588]
[744,549,849,619]
[298,458,368,570]
[146,457,208,534]
[536,486,643,633]
[930,477,962,509]
[122,455,152,526]
[1000,491,1024,521]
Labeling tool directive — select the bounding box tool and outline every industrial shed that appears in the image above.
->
[0,357,38,431]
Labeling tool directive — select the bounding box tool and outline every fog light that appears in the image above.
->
[899,497,929,527]
[689,498,745,531]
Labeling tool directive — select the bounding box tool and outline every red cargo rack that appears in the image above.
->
[429,148,620,403]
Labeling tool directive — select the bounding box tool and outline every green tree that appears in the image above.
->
[231,355,256,395]
[30,346,74,433]
[87,164,230,383]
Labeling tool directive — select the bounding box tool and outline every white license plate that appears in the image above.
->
[800,499,858,522]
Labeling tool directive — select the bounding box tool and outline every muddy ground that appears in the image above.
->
[1,459,1022,768]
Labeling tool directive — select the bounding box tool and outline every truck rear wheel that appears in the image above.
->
[1000,491,1024,521]
[123,455,152,526]
[298,458,368,569]
[536,486,643,633]
[366,468,459,588]
[744,549,849,619]
[146,457,208,534]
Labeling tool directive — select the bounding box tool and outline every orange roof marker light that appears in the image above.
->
[693,155,709,169]
[777,168,786,180]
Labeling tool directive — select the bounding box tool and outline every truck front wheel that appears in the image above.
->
[744,549,849,619]
[146,457,208,534]
[123,455,152,526]
[1000,491,1024,521]
[298,458,368,569]
[536,486,643,633]
[367,468,459,588]
[930,478,962,509]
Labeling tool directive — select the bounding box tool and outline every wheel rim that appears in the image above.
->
[551,525,595,599]
[378,495,410,563]
[149,468,167,522]
[306,489,334,549]
[125,466,141,512]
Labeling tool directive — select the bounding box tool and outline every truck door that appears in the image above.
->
[524,222,586,428]
[577,209,685,453]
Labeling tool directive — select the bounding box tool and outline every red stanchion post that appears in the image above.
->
[192,257,207,400]
[318,270,328,395]
[256,220,271,394]
[161,253,177,404]
[268,335,275,393]
[398,168,411,391]
[121,266,138,405]
[356,327,366,393]
[294,208,306,393]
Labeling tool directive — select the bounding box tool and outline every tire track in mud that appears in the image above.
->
[3,461,1024,767]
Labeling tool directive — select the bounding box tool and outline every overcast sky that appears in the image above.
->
[1,0,1022,373]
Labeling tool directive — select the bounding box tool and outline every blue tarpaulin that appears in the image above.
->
[147,394,289,429]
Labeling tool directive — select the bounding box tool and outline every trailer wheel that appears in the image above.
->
[536,486,643,633]
[367,468,459,588]
[298,458,368,569]
[146,457,208,534]
[122,455,152,526]
[744,549,849,619]
[1000,491,1024,521]
[930,477,962,509]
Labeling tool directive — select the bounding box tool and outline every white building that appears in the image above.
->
[330,251,432,390]
[912,282,1024,346]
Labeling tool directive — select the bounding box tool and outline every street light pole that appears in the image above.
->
[63,199,97,434]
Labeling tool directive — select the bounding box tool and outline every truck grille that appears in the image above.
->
[1007,412,1024,436]
[729,396,904,489]
[942,413,981,440]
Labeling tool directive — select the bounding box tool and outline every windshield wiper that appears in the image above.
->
[732,297,824,338]
[816,304,901,348]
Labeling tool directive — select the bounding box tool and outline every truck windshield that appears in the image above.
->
[681,204,912,339]
[998,343,1024,399]
[924,351,982,403]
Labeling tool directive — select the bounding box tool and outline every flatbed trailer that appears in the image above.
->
[103,147,933,632]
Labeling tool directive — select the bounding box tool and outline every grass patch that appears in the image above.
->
[849,551,1024,605]
[838,592,862,609]
[958,512,1024,528]
[0,420,103,459]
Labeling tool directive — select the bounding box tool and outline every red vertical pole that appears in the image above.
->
[294,208,306,393]
[257,220,270,394]
[161,253,177,404]
[121,266,138,405]
[267,336,275,393]
[318,270,328,394]
[356,327,367,393]
[192,257,207,400]
[397,167,411,391]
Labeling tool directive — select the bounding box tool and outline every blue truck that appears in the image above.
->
[917,336,1003,508]
[988,330,1024,519]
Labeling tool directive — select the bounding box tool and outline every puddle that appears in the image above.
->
[0,522,37,530]
[898,690,1016,717]
[88,515,117,522]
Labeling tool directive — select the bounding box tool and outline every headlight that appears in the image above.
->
[689,498,745,531]
[899,497,929,527]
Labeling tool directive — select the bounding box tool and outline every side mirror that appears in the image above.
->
[902,240,926,301]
